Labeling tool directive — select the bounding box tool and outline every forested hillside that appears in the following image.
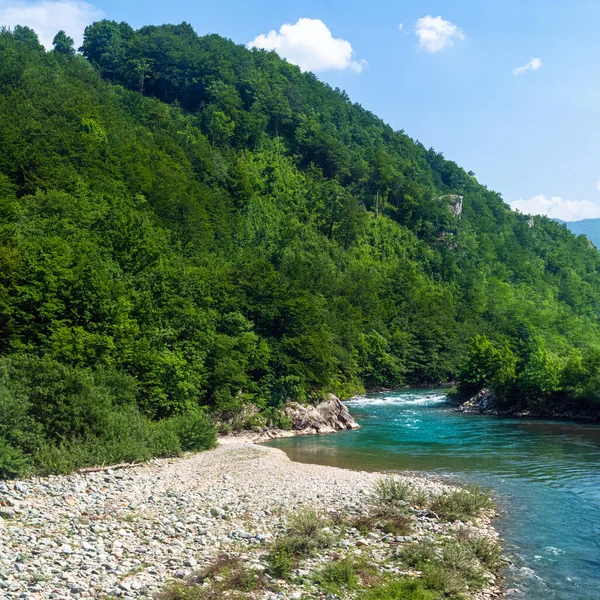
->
[2,21,600,476]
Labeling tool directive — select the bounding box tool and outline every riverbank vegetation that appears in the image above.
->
[1,20,600,476]
[158,476,502,599]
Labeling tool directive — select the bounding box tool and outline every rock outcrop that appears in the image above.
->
[285,394,360,434]
[456,389,497,414]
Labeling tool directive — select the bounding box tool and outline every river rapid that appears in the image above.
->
[266,390,600,600]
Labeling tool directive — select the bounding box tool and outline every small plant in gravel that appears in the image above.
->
[398,541,437,568]
[464,536,503,570]
[420,562,468,598]
[430,485,494,522]
[287,508,332,539]
[266,509,335,579]
[439,540,488,590]
[371,504,414,535]
[455,528,504,570]
[366,477,417,534]
[266,538,294,579]
[411,487,430,508]
[158,554,267,599]
[347,513,377,534]
[313,556,359,594]
[360,578,438,600]
[374,477,415,504]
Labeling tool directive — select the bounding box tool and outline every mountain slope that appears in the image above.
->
[556,218,600,248]
[1,22,600,475]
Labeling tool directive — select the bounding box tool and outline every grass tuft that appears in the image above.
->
[373,477,415,504]
[430,485,494,522]
[266,508,335,579]
[313,557,359,593]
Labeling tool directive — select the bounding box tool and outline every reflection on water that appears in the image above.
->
[266,390,600,600]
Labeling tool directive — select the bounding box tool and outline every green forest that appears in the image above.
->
[1,21,600,477]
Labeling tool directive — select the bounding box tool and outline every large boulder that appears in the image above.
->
[284,394,359,434]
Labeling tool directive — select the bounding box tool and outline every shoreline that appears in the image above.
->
[452,389,600,423]
[0,435,504,600]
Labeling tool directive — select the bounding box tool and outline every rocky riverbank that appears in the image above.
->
[226,394,360,441]
[0,435,504,600]
[455,389,599,421]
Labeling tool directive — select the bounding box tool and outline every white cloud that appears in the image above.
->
[398,23,404,32]
[248,18,366,73]
[596,180,600,192]
[511,195,600,221]
[0,0,103,49]
[415,15,464,53]
[513,57,542,76]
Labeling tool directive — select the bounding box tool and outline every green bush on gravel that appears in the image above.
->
[399,536,502,598]
[361,578,438,600]
[267,509,335,578]
[431,486,495,521]
[313,556,359,594]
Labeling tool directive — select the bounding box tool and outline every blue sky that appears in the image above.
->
[2,0,600,220]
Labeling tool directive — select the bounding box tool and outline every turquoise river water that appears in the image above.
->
[266,390,600,600]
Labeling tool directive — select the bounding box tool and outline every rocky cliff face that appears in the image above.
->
[284,394,360,434]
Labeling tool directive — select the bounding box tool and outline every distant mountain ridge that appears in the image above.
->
[555,218,600,247]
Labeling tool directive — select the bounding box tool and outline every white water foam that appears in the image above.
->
[347,393,447,408]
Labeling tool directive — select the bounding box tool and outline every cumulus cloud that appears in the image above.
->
[513,57,542,76]
[511,195,600,221]
[0,0,103,49]
[248,18,366,73]
[415,15,464,53]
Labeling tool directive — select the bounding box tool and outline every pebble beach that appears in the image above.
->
[0,436,503,599]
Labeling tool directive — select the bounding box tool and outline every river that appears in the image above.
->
[266,390,600,600]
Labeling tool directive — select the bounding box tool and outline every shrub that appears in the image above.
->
[431,486,494,522]
[167,408,217,452]
[147,420,182,458]
[0,438,29,479]
[267,509,335,578]
[361,578,438,600]
[314,557,358,593]
[159,554,267,599]
[371,504,413,535]
[287,508,331,539]
[0,354,218,478]
[420,562,467,597]
[439,541,486,589]
[460,535,503,570]
[374,477,415,504]
[398,542,436,568]
[267,538,294,579]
